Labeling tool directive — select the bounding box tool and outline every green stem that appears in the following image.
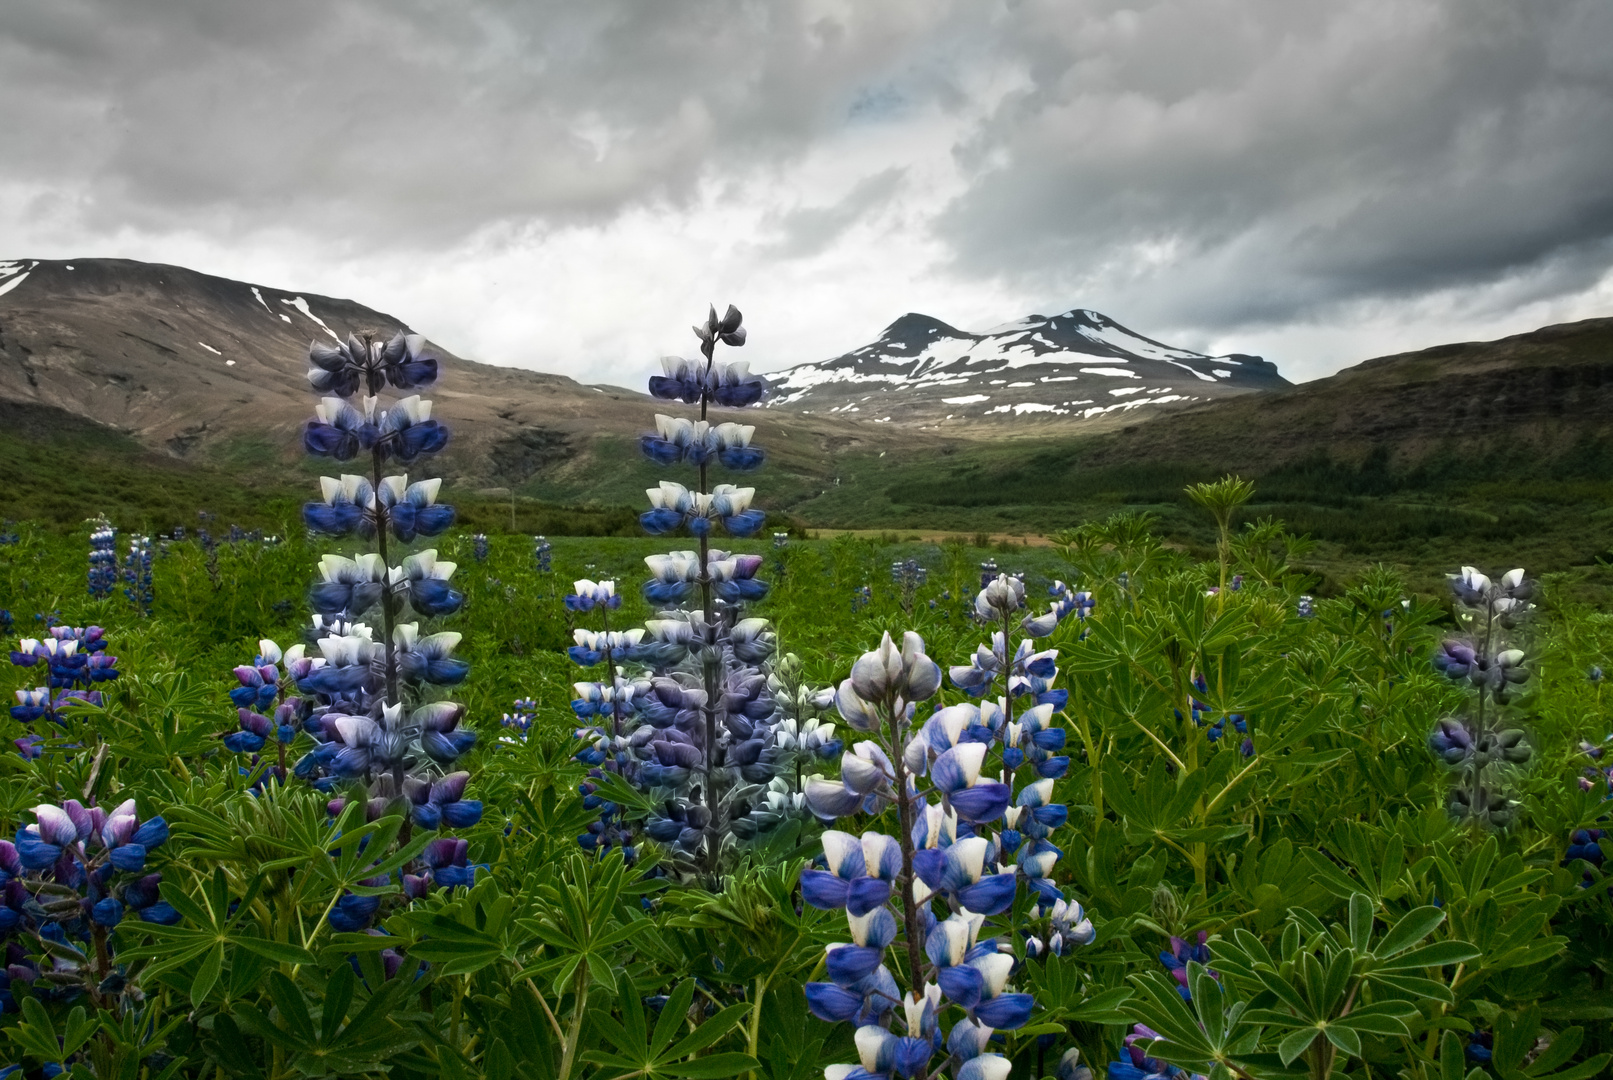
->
[746,974,769,1078]
[559,966,591,1080]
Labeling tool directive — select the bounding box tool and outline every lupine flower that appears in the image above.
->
[533,535,553,573]
[1159,932,1213,1000]
[393,623,470,685]
[226,326,483,947]
[1027,898,1094,957]
[593,304,828,878]
[1430,564,1539,827]
[570,628,646,667]
[419,836,482,889]
[1563,829,1605,868]
[123,537,154,616]
[566,579,621,612]
[307,331,439,398]
[926,911,1034,1028]
[0,800,176,1004]
[1110,1025,1206,1080]
[810,624,1083,1080]
[88,522,117,599]
[402,772,483,830]
[502,697,538,739]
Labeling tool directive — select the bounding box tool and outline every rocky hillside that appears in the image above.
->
[764,308,1287,430]
[0,258,927,504]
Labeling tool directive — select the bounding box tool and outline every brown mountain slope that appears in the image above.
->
[0,258,933,506]
[1080,316,1613,470]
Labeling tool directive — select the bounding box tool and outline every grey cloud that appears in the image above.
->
[0,0,968,244]
[762,167,907,258]
[2,0,1609,371]
[935,0,1613,331]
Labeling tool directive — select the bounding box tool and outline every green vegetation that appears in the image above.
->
[1,508,1610,1078]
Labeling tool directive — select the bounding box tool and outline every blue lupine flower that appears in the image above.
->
[1160,931,1212,1000]
[307,331,439,398]
[123,536,154,616]
[926,745,1010,825]
[393,550,465,617]
[304,473,374,535]
[801,831,900,915]
[421,836,482,889]
[565,578,622,612]
[329,891,383,933]
[1563,829,1605,868]
[88,523,118,599]
[1110,1025,1204,1080]
[403,772,483,830]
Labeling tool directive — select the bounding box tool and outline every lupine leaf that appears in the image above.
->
[1324,1023,1362,1058]
[665,1052,762,1078]
[663,1002,750,1060]
[191,942,226,1009]
[1374,906,1446,958]
[1377,940,1481,971]
[1278,1027,1321,1066]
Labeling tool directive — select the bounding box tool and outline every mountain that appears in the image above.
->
[1074,315,1613,471]
[763,308,1288,429]
[0,258,929,511]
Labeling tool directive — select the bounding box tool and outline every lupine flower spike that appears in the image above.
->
[215,328,483,932]
[1428,566,1535,828]
[806,621,1091,1079]
[564,305,832,883]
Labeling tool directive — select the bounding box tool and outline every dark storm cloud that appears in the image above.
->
[2,0,1609,356]
[934,0,1613,330]
[0,0,961,243]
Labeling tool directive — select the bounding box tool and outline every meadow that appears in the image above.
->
[1,506,1610,1080]
[0,311,1610,1080]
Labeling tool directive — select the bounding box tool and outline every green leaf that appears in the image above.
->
[323,963,356,1042]
[1440,1031,1466,1080]
[233,937,316,965]
[1278,1027,1321,1066]
[665,1053,763,1078]
[266,972,317,1045]
[1374,906,1445,959]
[60,1006,97,1058]
[1347,893,1372,954]
[665,1003,751,1061]
[585,951,620,997]
[1319,949,1354,1015]
[1377,940,1481,971]
[1324,1024,1362,1058]
[192,942,226,1009]
[1533,1055,1613,1080]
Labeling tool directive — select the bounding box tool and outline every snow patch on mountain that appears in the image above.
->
[763,307,1286,427]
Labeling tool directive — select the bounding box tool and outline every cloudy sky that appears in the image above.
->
[4,0,1611,385]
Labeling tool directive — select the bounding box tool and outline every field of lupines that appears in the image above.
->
[0,308,1610,1080]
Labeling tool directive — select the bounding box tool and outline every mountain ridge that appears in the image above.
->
[762,304,1288,429]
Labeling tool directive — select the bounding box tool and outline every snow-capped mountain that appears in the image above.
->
[764,309,1288,427]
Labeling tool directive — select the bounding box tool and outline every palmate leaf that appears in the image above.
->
[584,979,755,1079]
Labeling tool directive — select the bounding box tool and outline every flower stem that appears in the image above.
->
[887,704,928,1010]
